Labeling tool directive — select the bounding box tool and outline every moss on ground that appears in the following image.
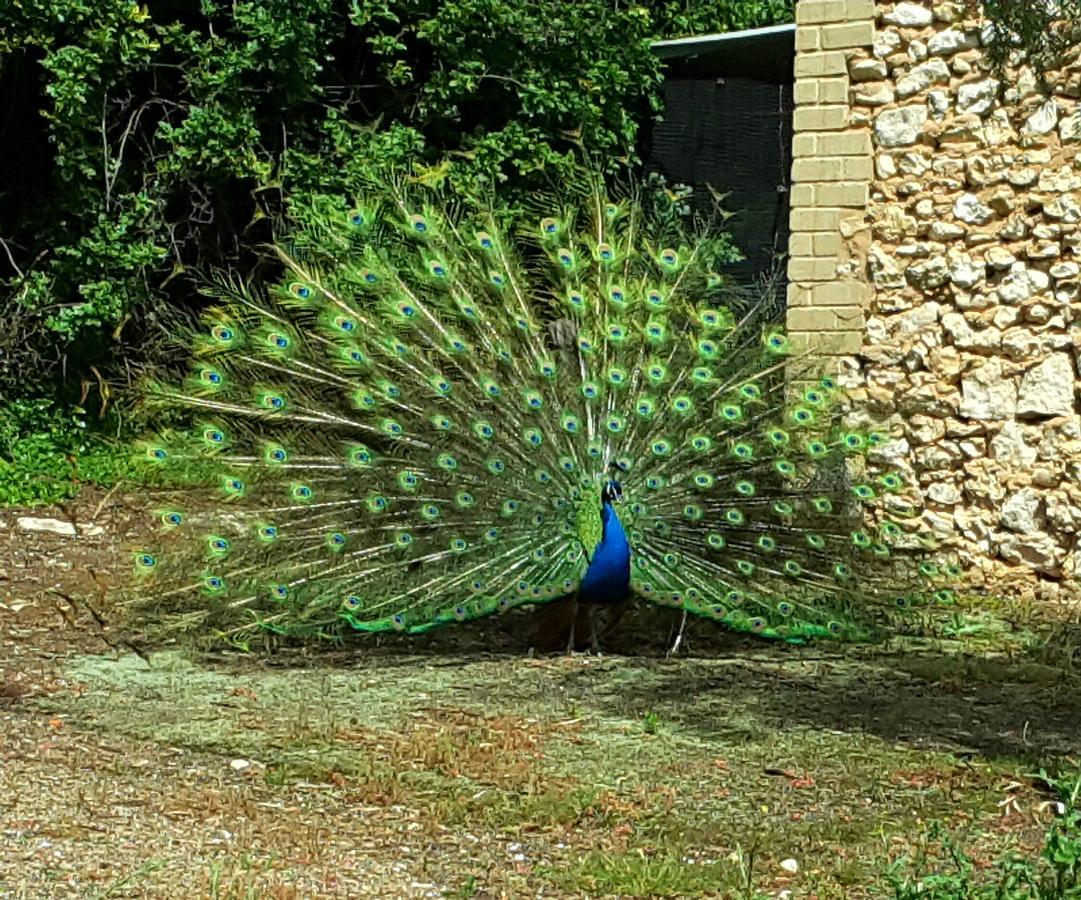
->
[35,634,1080,898]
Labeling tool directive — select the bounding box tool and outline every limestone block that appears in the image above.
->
[1002,328,1041,360]
[990,420,1038,466]
[955,79,999,116]
[948,251,984,288]
[1022,99,1058,135]
[855,83,896,106]
[1026,241,1062,261]
[906,256,951,289]
[1050,261,1080,281]
[997,263,1051,304]
[960,358,1017,419]
[931,221,967,240]
[953,192,994,224]
[1000,487,1042,533]
[894,301,943,337]
[927,89,951,119]
[883,2,934,26]
[1043,196,1081,223]
[875,153,898,178]
[874,28,904,59]
[874,105,929,146]
[1037,166,1081,193]
[1017,354,1075,418]
[928,482,962,504]
[997,532,1061,573]
[850,58,889,81]
[1006,167,1038,187]
[927,28,979,56]
[896,59,951,98]
[1060,112,1081,142]
[869,244,907,288]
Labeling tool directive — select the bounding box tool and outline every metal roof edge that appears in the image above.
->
[651,23,796,59]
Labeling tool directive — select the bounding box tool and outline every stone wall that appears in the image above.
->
[789,0,1081,601]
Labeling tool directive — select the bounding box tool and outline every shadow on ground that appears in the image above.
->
[164,600,1081,765]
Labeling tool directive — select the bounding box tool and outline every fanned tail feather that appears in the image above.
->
[124,169,956,645]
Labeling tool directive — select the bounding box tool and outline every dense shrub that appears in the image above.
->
[0,0,793,415]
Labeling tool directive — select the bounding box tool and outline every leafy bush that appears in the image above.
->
[1,0,794,405]
[0,399,129,506]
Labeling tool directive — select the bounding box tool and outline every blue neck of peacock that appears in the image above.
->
[579,500,632,605]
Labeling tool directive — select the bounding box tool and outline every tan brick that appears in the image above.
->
[844,0,876,17]
[843,156,875,180]
[787,282,870,306]
[787,283,809,307]
[793,105,848,132]
[794,51,848,77]
[794,81,819,105]
[789,207,844,230]
[812,232,843,255]
[792,157,846,182]
[789,257,840,281]
[820,21,875,49]
[796,0,847,24]
[789,233,814,256]
[787,305,865,331]
[793,133,818,157]
[793,156,870,183]
[790,184,816,207]
[811,281,872,305]
[795,27,821,52]
[815,180,869,207]
[787,330,865,354]
[814,131,873,155]
[817,77,850,104]
[786,285,812,309]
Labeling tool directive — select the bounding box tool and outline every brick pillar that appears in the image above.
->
[786,0,876,357]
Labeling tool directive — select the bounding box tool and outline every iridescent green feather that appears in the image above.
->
[126,170,955,645]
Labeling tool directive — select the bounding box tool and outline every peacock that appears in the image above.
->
[126,168,955,650]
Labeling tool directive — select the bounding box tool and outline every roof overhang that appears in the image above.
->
[652,23,796,59]
[651,24,795,83]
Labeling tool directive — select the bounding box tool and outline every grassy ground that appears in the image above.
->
[2,491,1080,898]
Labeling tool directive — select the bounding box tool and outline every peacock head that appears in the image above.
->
[603,461,626,506]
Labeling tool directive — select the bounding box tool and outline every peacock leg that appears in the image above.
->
[565,597,579,654]
[667,611,689,658]
[587,605,602,654]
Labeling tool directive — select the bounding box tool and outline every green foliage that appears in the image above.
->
[1,0,793,410]
[886,768,1081,899]
[0,399,129,506]
[981,0,1081,83]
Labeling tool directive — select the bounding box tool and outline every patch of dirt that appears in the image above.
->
[1,492,1080,898]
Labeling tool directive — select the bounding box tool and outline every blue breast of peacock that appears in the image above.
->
[578,480,631,607]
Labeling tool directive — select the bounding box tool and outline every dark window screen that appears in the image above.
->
[648,64,793,292]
